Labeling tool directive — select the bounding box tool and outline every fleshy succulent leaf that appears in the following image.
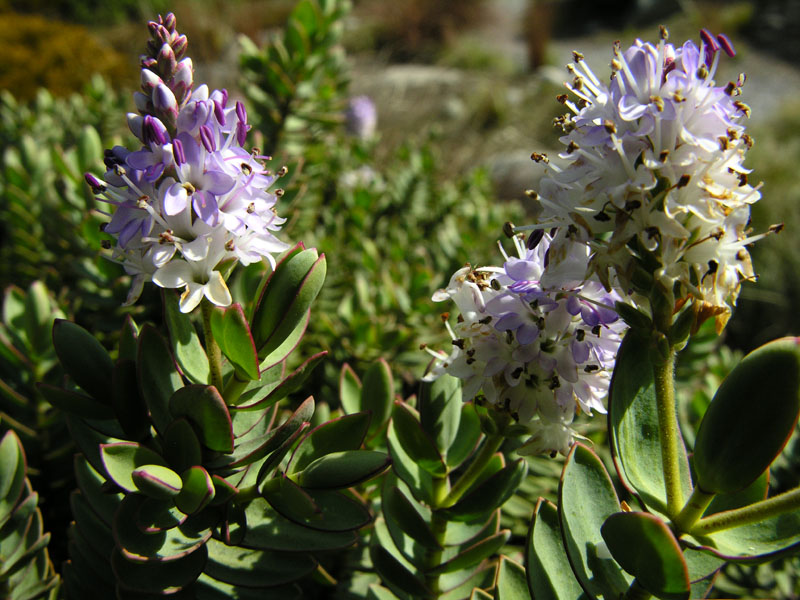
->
[361,358,394,437]
[601,511,690,600]
[164,289,211,384]
[442,458,527,522]
[169,385,234,453]
[693,337,800,494]
[288,411,371,474]
[390,402,446,478]
[138,324,183,434]
[209,303,260,381]
[101,442,168,493]
[339,363,362,415]
[52,319,113,401]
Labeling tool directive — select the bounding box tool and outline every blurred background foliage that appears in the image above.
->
[0,0,799,596]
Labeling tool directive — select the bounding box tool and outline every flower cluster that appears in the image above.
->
[425,233,627,456]
[86,13,289,312]
[519,28,772,329]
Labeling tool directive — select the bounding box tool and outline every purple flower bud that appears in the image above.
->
[126,113,144,141]
[133,92,150,114]
[220,89,228,108]
[172,34,188,60]
[153,23,171,45]
[700,28,719,52]
[236,121,248,147]
[141,69,162,92]
[235,101,247,125]
[153,83,178,116]
[174,58,193,88]
[157,43,177,78]
[717,33,736,57]
[141,57,158,70]
[173,138,186,166]
[85,172,106,193]
[199,125,216,153]
[163,13,177,33]
[214,100,226,126]
[144,116,169,146]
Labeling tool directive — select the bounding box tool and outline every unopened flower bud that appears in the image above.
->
[153,83,178,120]
[174,58,193,89]
[84,172,106,193]
[144,115,169,146]
[133,91,150,114]
[172,138,186,166]
[172,34,188,59]
[157,43,177,78]
[126,113,144,141]
[162,13,177,33]
[141,68,162,92]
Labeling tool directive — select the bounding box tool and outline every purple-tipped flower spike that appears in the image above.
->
[86,11,292,311]
[717,33,736,57]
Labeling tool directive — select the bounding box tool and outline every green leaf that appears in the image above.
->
[693,337,800,494]
[390,403,446,478]
[387,413,434,506]
[427,530,510,575]
[237,351,326,410]
[0,431,25,526]
[526,498,590,600]
[163,290,210,384]
[445,402,481,468]
[111,544,207,593]
[169,385,233,453]
[175,466,215,514]
[289,412,371,474]
[292,450,390,489]
[113,359,150,441]
[559,443,631,598]
[362,358,394,437]
[495,556,531,600]
[113,493,211,562]
[252,245,327,358]
[204,537,316,587]
[210,303,259,380]
[119,315,139,363]
[138,324,183,434]
[419,374,461,458]
[131,464,183,499]
[383,477,440,550]
[136,497,186,533]
[100,442,167,493]
[339,363,362,415]
[705,470,769,516]
[275,486,371,533]
[261,476,319,522]
[37,383,115,419]
[258,309,310,370]
[23,280,56,356]
[370,543,431,598]
[241,497,357,552]
[609,330,692,516]
[601,511,690,600]
[52,319,113,401]
[163,418,203,473]
[442,458,527,522]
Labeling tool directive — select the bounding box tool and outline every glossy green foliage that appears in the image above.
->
[371,371,517,599]
[239,0,350,156]
[693,337,800,494]
[558,443,632,598]
[602,511,690,600]
[0,427,59,599]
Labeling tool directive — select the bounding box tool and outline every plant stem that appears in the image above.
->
[223,375,250,405]
[674,486,715,533]
[424,476,450,597]
[440,433,505,509]
[624,579,652,600]
[691,486,800,535]
[201,299,224,392]
[653,349,683,518]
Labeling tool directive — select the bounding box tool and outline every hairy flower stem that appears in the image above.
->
[691,486,800,535]
[674,486,715,533]
[201,299,224,392]
[653,349,683,518]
